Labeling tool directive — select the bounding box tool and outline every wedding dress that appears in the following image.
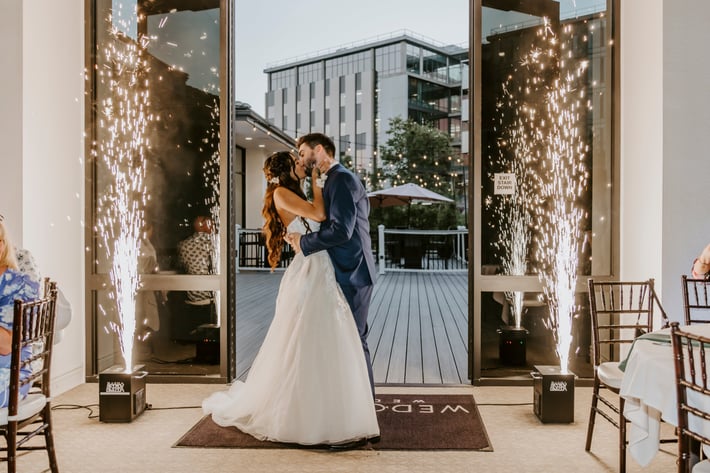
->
[203,218,379,445]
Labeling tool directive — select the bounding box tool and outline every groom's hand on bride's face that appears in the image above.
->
[286,233,302,253]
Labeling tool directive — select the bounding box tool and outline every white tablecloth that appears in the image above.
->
[619,324,710,466]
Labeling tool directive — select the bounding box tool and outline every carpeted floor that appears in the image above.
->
[176,393,491,451]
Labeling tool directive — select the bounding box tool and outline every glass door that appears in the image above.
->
[85,0,234,382]
[471,0,617,383]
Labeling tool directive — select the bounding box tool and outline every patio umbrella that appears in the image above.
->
[367,183,454,208]
[368,183,454,227]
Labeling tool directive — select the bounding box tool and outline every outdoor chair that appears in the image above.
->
[0,281,59,472]
[670,322,710,473]
[585,279,656,473]
[682,275,710,325]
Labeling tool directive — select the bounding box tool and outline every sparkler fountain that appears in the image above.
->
[489,73,538,329]
[490,19,589,373]
[96,17,152,375]
[533,21,589,374]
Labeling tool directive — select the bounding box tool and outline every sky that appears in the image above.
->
[234,1,603,116]
[235,0,469,116]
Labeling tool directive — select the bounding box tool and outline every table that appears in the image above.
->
[619,324,710,466]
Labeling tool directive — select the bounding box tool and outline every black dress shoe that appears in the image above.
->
[328,438,368,451]
[367,435,381,444]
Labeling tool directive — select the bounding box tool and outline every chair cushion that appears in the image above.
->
[0,393,47,424]
[598,361,624,390]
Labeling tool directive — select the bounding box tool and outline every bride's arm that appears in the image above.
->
[273,176,326,222]
[310,167,325,221]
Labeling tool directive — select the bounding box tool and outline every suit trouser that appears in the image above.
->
[339,284,375,396]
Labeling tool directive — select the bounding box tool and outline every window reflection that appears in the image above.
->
[90,0,224,378]
[480,5,611,277]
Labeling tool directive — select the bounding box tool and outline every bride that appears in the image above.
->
[203,151,379,446]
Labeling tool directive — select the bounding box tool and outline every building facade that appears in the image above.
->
[264,31,468,187]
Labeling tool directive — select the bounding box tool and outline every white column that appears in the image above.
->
[621,0,710,321]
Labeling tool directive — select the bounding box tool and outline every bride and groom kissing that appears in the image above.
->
[203,133,381,449]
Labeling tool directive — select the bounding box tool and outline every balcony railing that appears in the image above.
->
[236,225,468,273]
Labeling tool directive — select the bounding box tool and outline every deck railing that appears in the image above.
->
[236,224,469,273]
[376,225,468,273]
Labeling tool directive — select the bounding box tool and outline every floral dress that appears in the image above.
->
[0,268,39,407]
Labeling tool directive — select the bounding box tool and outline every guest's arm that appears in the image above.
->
[0,327,11,355]
[692,242,710,278]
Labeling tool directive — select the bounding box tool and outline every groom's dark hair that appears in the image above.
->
[296,133,335,158]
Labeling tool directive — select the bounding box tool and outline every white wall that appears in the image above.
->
[661,0,710,317]
[621,0,710,321]
[0,0,24,242]
[620,0,664,283]
[22,0,86,394]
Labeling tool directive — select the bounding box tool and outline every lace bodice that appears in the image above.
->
[286,218,320,235]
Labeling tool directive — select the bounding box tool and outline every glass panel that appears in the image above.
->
[480,291,592,378]
[90,0,224,378]
[480,2,612,277]
[475,0,613,381]
[406,44,420,74]
[95,289,220,375]
[93,0,222,275]
[422,48,447,82]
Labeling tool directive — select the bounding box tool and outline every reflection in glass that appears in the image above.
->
[93,1,221,277]
[481,291,592,378]
[95,289,220,375]
[481,3,611,278]
[90,0,223,377]
[477,1,613,379]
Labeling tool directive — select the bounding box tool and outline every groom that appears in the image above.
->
[286,132,377,397]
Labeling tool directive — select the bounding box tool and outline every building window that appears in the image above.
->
[325,78,330,96]
[356,103,362,121]
[339,105,346,124]
[355,72,362,91]
[309,82,316,98]
[375,44,403,75]
[282,88,288,105]
[339,75,346,94]
[310,110,316,125]
[407,44,421,74]
[296,113,301,131]
[325,108,330,125]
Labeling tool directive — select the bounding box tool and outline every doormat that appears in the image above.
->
[175,393,492,451]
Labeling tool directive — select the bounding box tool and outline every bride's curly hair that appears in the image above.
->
[262,151,308,270]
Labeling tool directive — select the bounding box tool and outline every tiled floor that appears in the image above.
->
[17,383,677,473]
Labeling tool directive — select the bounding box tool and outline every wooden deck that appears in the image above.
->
[235,271,469,384]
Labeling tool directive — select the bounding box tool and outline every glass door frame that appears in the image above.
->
[468,0,621,385]
[83,0,236,383]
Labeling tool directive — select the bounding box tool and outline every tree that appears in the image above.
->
[377,117,455,197]
[373,117,461,229]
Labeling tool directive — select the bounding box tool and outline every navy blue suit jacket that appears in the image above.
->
[300,163,376,288]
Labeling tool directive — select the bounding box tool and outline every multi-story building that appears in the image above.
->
[264,30,468,185]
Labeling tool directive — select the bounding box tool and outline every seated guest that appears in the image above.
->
[14,246,72,344]
[691,242,710,278]
[177,215,215,306]
[0,219,39,407]
[174,216,216,340]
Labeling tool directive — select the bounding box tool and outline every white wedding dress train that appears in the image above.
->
[202,218,379,445]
